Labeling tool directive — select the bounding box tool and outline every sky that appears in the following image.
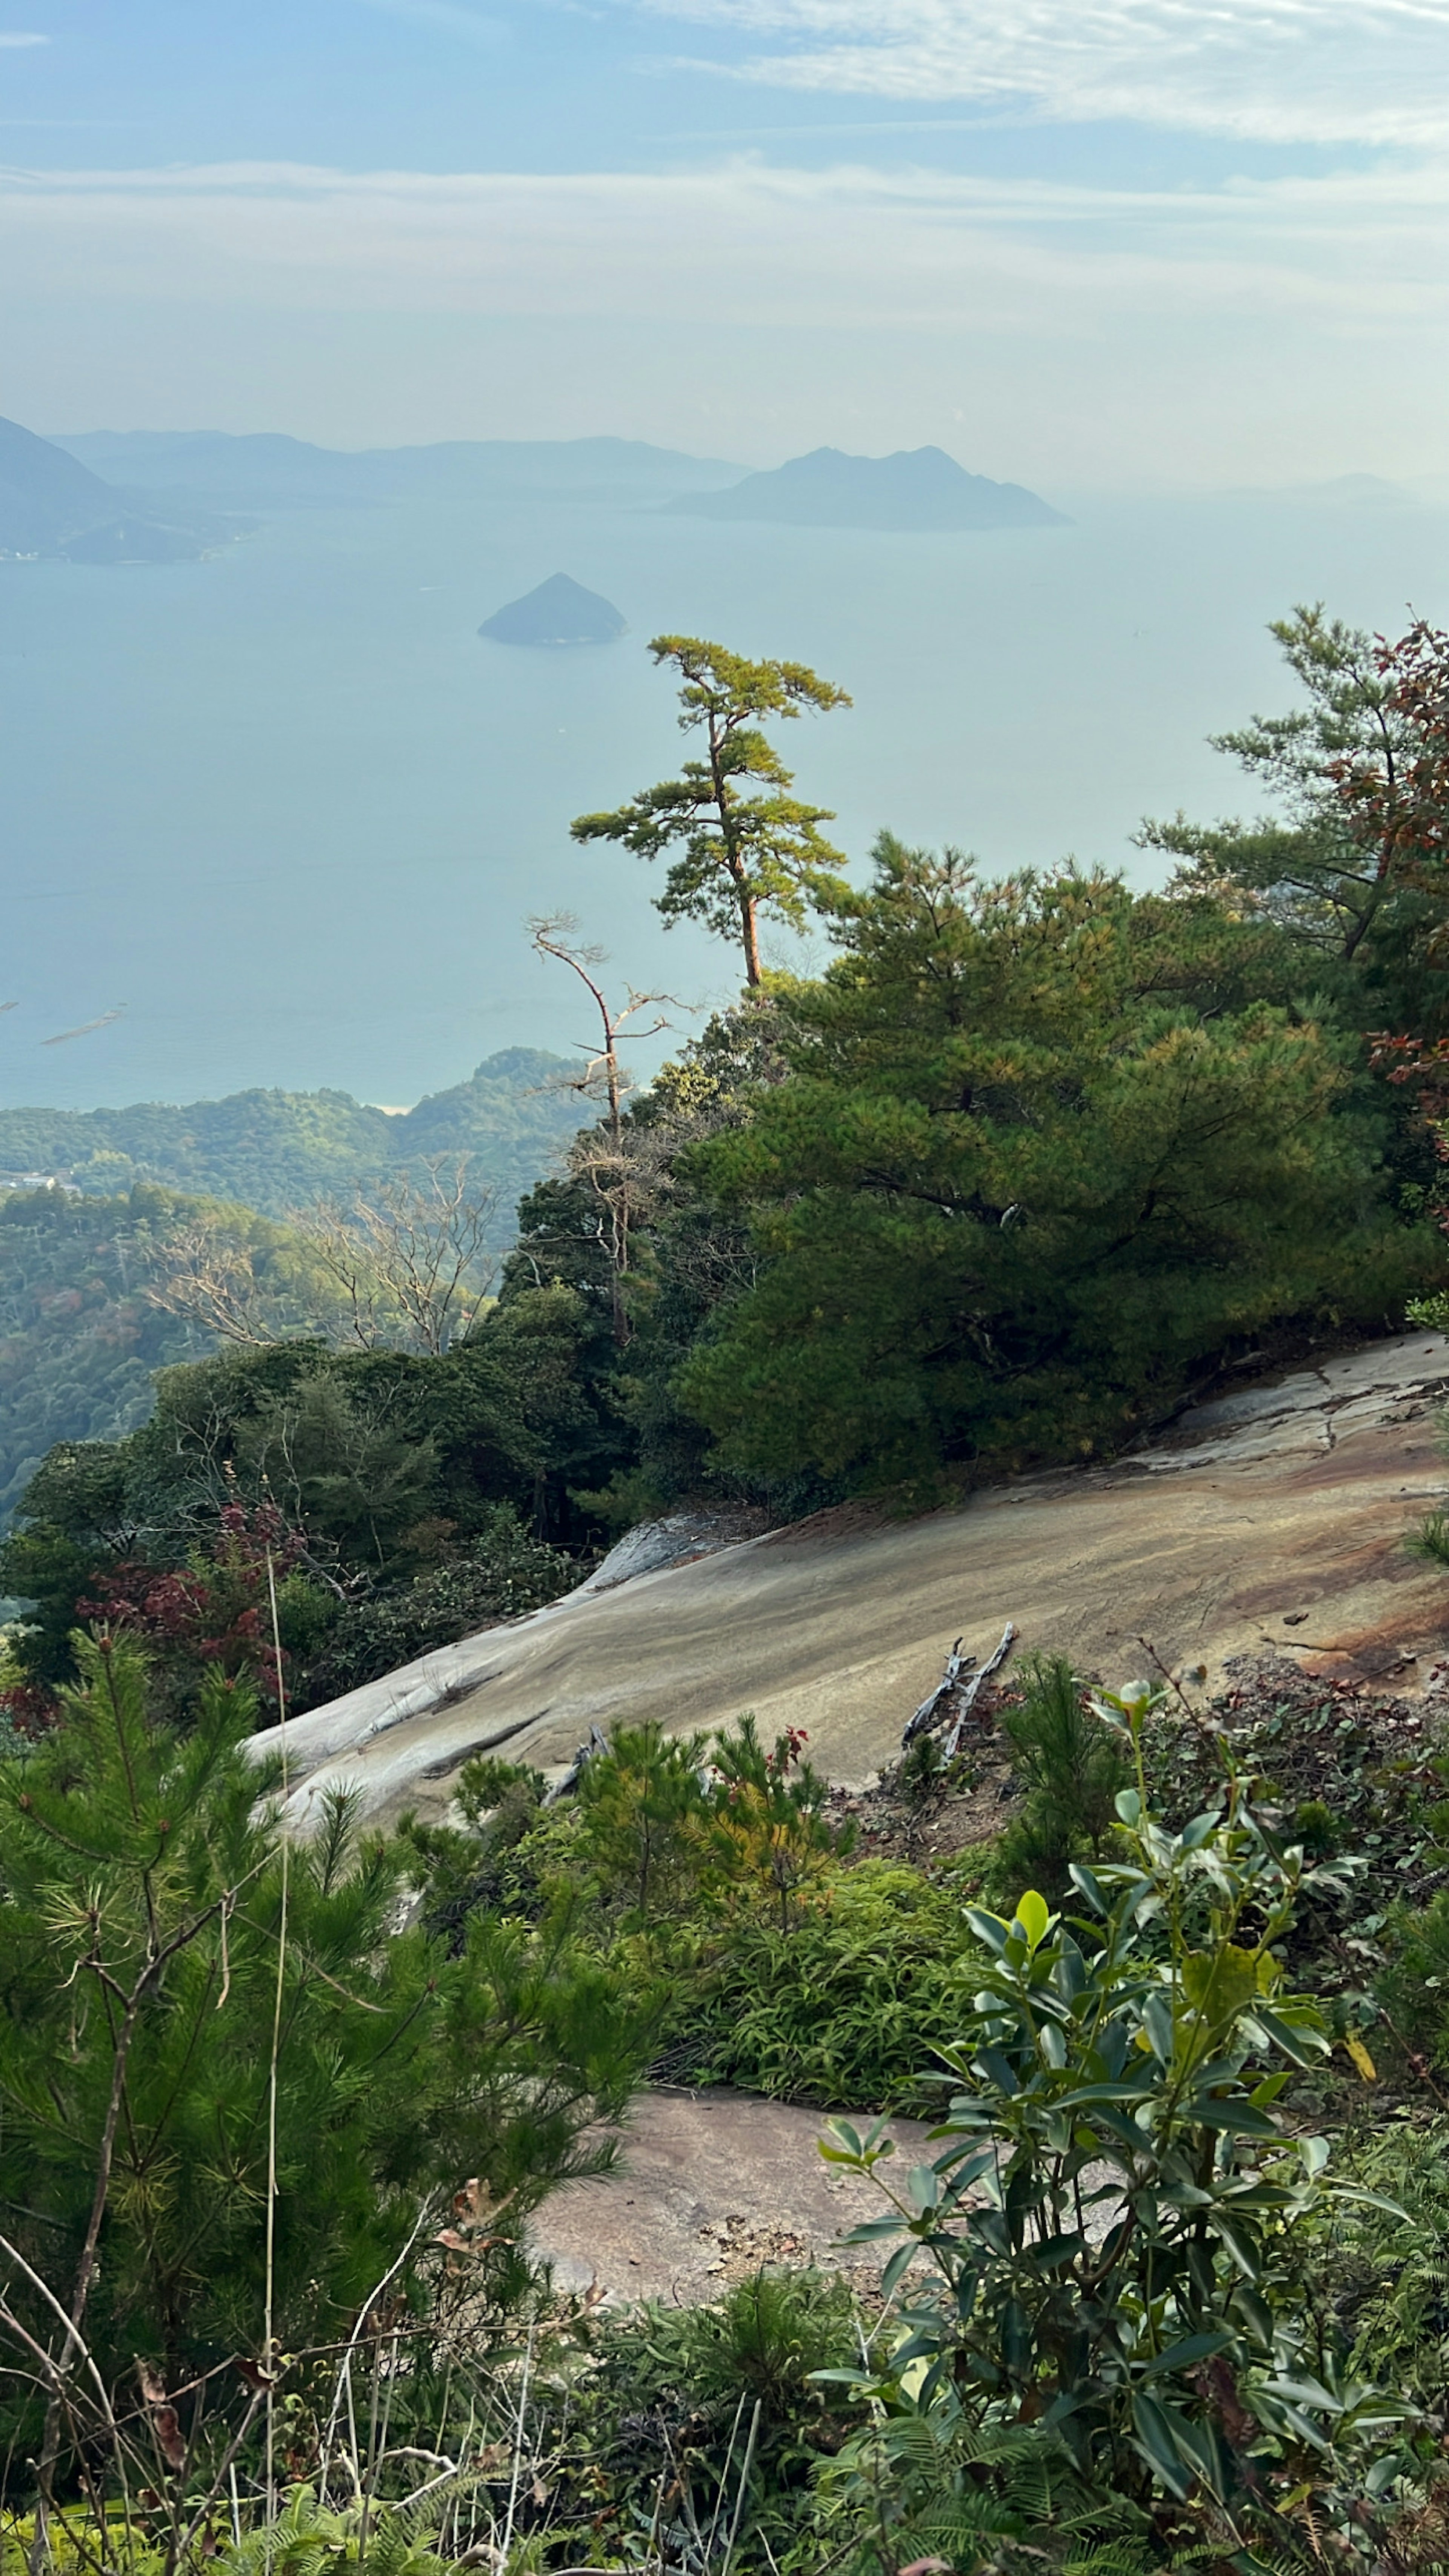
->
[0,1,1447,486]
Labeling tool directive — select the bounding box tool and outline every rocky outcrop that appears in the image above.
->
[253,1332,1449,1833]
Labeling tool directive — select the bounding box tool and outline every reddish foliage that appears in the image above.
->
[1329,617,1449,895]
[1369,1030,1449,1139]
[0,1677,58,1738]
[77,1503,306,1712]
[765,1724,810,1777]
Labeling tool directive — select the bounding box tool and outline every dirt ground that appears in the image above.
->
[254,1332,1449,1834]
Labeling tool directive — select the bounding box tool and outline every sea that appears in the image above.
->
[3,476,1447,1112]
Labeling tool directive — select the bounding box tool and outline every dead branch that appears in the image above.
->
[290,1159,500,1356]
[145,1226,276,1346]
[903,1622,1017,1755]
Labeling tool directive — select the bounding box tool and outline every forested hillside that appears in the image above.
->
[10,611,1449,2572]
[0,1184,348,1529]
[0,1046,577,1228]
[10,606,1449,1718]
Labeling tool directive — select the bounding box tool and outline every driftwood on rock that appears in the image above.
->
[543,1723,612,1805]
[903,1621,1017,1756]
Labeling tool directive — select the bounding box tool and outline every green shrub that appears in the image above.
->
[546,2270,867,2574]
[821,1678,1415,2569]
[294,1505,578,1707]
[674,1859,977,2109]
[984,1653,1128,1906]
[400,1754,560,1945]
[1292,2114,1449,2408]
[1377,1885,1449,2064]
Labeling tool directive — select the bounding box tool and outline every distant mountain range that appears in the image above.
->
[50,428,748,511]
[8,414,1064,560]
[0,415,246,563]
[0,1047,581,1237]
[671,445,1065,532]
[45,427,1064,531]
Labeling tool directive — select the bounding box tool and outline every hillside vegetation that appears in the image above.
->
[0,1184,337,1531]
[9,607,1449,2573]
[0,1052,580,1529]
[0,1045,578,1226]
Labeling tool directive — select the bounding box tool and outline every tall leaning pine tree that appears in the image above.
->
[571,636,851,986]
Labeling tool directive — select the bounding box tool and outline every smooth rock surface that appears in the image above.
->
[254,1332,1449,1833]
[531,2090,935,2306]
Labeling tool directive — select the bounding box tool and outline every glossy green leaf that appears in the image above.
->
[1129,2391,1192,2498]
[1139,2328,1234,2377]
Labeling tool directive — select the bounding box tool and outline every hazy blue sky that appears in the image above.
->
[1,3,1447,485]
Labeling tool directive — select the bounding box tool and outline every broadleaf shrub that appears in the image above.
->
[820,1678,1418,2569]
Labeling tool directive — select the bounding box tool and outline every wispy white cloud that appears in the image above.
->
[3,151,1446,479]
[0,31,49,45]
[638,0,1449,148]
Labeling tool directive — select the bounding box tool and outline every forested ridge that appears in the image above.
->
[0,1045,578,1223]
[11,608,1449,2573]
[0,1184,327,1532]
[0,1049,582,1537]
[8,607,1449,1709]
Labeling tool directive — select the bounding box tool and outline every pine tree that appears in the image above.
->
[0,1631,651,2507]
[678,838,1434,1489]
[571,636,851,985]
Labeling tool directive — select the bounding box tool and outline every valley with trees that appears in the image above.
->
[11,607,1449,2573]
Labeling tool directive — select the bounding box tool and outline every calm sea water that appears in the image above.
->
[3,484,1447,1111]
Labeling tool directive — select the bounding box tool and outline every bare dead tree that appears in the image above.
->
[285,1203,384,1352]
[529,914,680,1347]
[144,1224,283,1347]
[292,1159,500,1357]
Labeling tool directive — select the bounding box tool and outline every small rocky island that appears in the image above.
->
[478,571,626,645]
[672,444,1065,532]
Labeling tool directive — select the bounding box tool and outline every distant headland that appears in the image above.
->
[670,444,1066,532]
[478,571,627,646]
[0,414,245,563]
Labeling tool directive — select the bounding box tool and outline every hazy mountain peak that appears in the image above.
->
[0,414,239,561]
[670,442,1065,532]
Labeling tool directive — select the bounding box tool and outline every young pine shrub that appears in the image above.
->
[400,1752,555,1945]
[575,1718,713,1925]
[0,1629,654,2525]
[1406,1506,1449,1570]
[705,1714,855,1934]
[986,1652,1128,1906]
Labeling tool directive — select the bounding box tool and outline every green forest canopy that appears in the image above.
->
[7,604,1449,1717]
[0,1045,578,1225]
[0,1049,583,1535]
